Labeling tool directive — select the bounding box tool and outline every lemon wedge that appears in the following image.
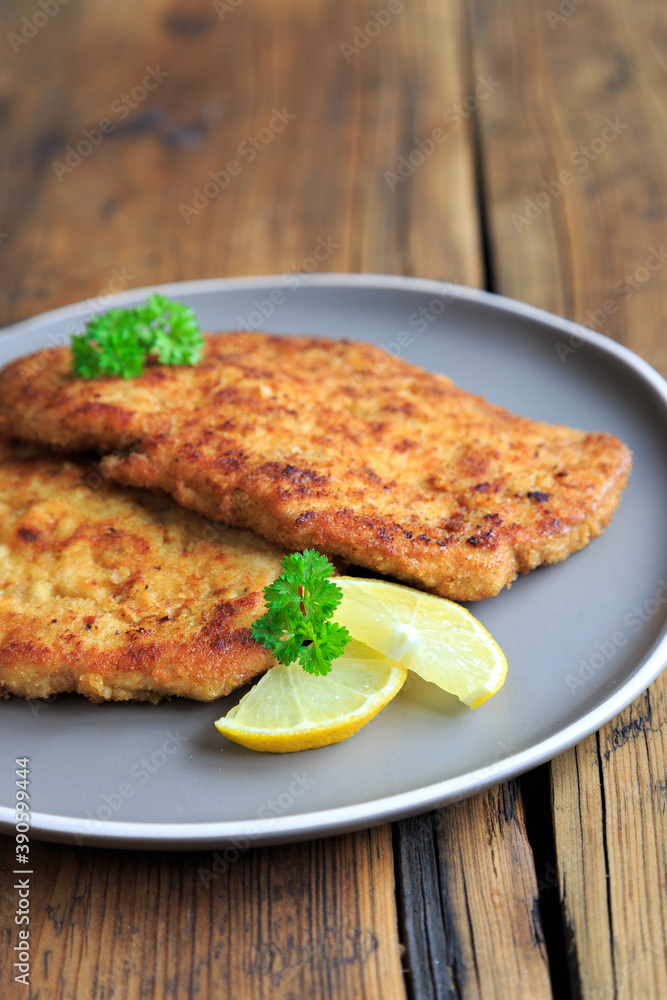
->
[215,639,407,752]
[334,578,507,708]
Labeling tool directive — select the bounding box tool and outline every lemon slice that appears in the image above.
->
[215,639,407,752]
[334,578,507,708]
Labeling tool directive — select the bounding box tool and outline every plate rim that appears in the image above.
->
[2,272,667,849]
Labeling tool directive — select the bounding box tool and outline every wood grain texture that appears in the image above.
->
[468,0,667,368]
[395,787,551,1000]
[470,1,667,997]
[551,737,613,996]
[0,0,482,327]
[0,829,406,1000]
[554,692,667,999]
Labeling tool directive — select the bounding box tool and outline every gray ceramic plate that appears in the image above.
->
[1,274,667,850]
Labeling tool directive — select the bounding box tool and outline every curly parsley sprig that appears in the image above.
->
[251,550,351,676]
[71,294,204,379]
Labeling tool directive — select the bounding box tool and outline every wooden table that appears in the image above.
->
[1,1,666,997]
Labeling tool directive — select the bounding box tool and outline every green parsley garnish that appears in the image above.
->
[251,550,351,676]
[71,294,204,379]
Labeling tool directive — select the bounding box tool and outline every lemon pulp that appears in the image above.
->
[215,639,407,752]
[334,577,507,708]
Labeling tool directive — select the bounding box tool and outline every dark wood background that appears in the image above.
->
[1,1,666,997]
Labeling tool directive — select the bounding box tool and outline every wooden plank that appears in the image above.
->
[551,738,614,995]
[0,0,481,328]
[468,0,667,367]
[395,786,552,1000]
[0,829,405,1000]
[554,692,667,999]
[601,691,667,996]
[470,1,667,996]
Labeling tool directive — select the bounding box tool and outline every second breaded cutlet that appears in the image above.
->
[0,438,284,703]
[0,333,632,601]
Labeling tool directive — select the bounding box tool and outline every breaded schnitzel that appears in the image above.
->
[0,438,284,702]
[0,334,632,601]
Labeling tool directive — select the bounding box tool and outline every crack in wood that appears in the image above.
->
[392,813,461,1000]
[596,730,618,994]
[519,765,574,998]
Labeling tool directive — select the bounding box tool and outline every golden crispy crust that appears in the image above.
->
[0,334,632,601]
[0,438,284,702]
